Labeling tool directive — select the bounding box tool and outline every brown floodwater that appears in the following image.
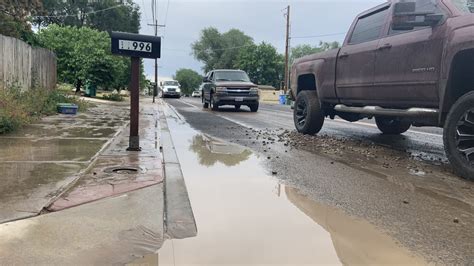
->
[0,138,106,162]
[155,110,426,265]
[0,103,127,223]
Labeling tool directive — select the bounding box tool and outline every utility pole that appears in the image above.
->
[284,5,291,94]
[148,0,165,103]
[148,20,165,103]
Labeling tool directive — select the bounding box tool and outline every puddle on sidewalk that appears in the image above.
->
[156,110,425,265]
[0,102,129,224]
[0,163,83,200]
[9,124,118,139]
[0,138,107,162]
[0,101,164,265]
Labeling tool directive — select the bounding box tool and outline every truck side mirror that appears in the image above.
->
[203,77,209,83]
[392,1,443,31]
[394,1,416,14]
[392,2,419,31]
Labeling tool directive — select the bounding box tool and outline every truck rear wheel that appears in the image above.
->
[294,91,324,135]
[375,117,411,135]
[444,91,474,180]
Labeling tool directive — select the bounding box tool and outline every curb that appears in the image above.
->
[159,101,198,240]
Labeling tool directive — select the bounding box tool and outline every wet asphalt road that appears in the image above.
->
[164,97,473,265]
[175,97,446,162]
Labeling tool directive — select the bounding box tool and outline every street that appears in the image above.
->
[171,97,446,160]
[161,97,473,265]
[2,0,474,264]
[0,98,472,265]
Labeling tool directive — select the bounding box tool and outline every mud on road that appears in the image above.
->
[165,98,474,265]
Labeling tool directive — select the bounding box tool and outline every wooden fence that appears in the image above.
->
[0,34,56,91]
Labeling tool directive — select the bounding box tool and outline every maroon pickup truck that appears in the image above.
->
[290,0,474,180]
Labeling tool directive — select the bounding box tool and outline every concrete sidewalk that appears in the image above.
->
[0,98,163,223]
[0,184,164,265]
[0,98,167,264]
[0,101,129,223]
[49,101,163,211]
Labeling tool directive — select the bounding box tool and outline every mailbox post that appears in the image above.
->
[110,32,161,151]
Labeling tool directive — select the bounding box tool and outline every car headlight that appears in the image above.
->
[250,88,259,94]
[177,88,181,93]
[216,87,227,92]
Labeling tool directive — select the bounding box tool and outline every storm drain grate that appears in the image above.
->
[104,166,145,175]
[113,168,138,174]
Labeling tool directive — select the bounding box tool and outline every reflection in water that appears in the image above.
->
[0,138,106,162]
[189,135,252,167]
[0,163,81,199]
[285,187,425,265]
[157,108,425,265]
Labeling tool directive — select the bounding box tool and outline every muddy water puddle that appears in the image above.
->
[11,126,118,139]
[0,138,106,162]
[157,110,425,265]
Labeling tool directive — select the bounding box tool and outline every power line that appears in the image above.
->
[151,0,155,21]
[162,43,255,54]
[170,44,252,54]
[291,32,346,39]
[163,48,187,52]
[32,4,124,19]
[148,0,163,103]
[212,44,255,51]
[162,0,171,37]
[141,0,149,22]
[164,0,171,25]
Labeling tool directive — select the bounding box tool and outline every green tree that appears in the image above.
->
[31,0,63,28]
[192,27,254,72]
[291,41,340,63]
[33,0,140,33]
[85,0,140,33]
[235,42,284,87]
[37,25,129,92]
[174,69,202,95]
[0,0,42,43]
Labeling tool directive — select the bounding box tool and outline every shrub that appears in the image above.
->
[101,93,124,102]
[0,86,90,134]
[56,83,75,95]
[0,87,30,134]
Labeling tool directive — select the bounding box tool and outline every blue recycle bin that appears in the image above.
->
[279,94,286,105]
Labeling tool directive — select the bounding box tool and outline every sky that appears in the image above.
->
[135,0,385,79]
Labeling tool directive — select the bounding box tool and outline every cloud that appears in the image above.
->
[136,0,385,79]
